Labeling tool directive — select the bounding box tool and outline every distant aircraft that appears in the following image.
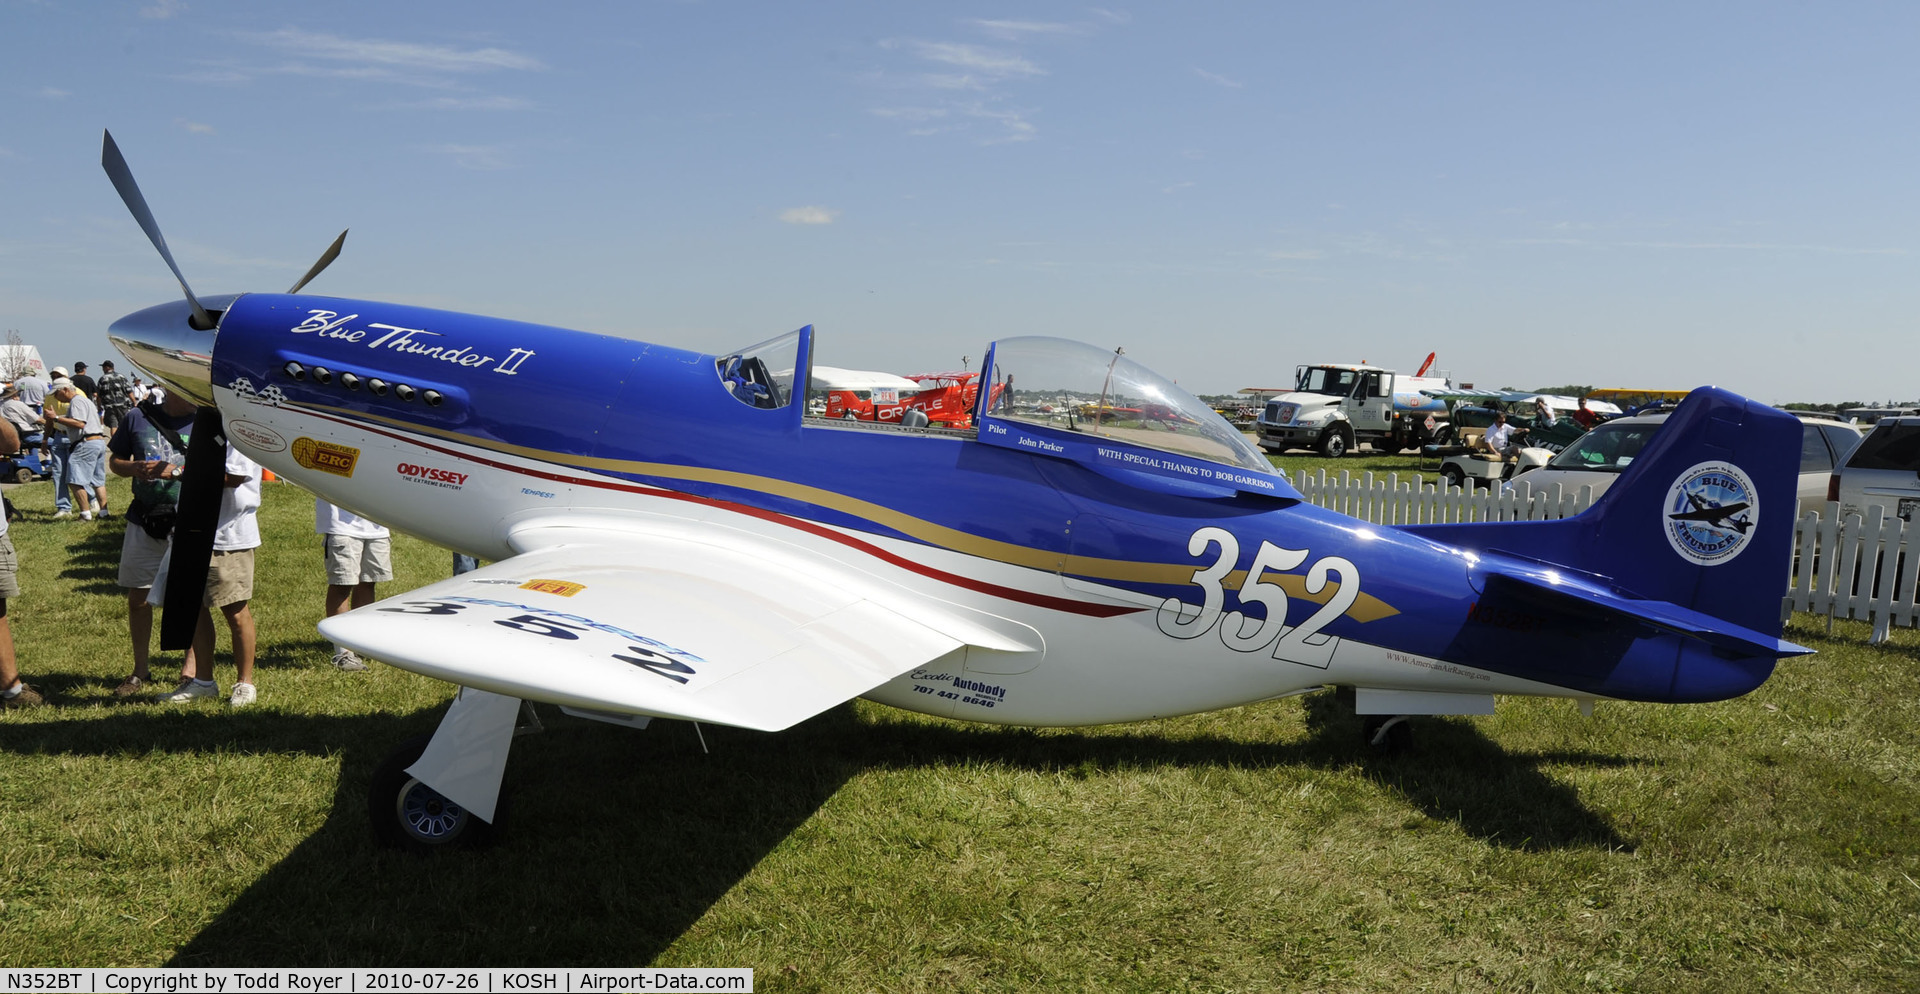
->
[100,130,1810,852]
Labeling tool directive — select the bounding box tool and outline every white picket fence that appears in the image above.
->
[1290,469,1918,643]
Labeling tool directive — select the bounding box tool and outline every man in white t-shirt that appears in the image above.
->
[48,378,109,520]
[159,446,265,707]
[316,499,392,671]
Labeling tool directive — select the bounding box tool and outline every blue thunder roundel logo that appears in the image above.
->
[1662,461,1759,565]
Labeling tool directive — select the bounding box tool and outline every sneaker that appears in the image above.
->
[331,648,368,672]
[161,679,219,702]
[111,675,147,698]
[98,504,111,519]
[79,510,94,521]
[52,509,72,519]
[229,683,257,708]
[1,683,45,709]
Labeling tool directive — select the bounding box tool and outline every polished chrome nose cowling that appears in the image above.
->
[108,293,241,409]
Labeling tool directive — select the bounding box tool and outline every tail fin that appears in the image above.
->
[1403,387,1806,701]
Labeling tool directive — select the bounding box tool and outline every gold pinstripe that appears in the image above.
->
[298,402,1399,622]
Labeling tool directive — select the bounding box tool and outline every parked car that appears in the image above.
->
[1829,415,1920,524]
[1511,410,1862,512]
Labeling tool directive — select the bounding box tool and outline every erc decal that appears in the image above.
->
[520,579,586,598]
[291,310,537,375]
[1156,526,1359,670]
[1663,461,1758,565]
[227,419,287,453]
[291,437,359,478]
[398,461,469,489]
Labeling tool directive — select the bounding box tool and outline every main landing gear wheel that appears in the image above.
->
[368,733,507,852]
[1362,715,1413,754]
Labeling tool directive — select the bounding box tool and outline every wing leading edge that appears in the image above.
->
[320,531,1043,731]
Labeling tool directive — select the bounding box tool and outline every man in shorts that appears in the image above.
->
[108,390,198,697]
[158,444,264,707]
[47,378,107,520]
[316,499,391,671]
[0,418,40,710]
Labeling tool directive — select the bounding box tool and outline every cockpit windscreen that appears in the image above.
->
[985,337,1274,473]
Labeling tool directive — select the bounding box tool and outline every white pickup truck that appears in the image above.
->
[1255,363,1453,458]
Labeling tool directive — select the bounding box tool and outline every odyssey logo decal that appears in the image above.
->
[291,310,537,375]
[227,419,287,453]
[1663,461,1758,565]
[291,437,359,478]
[398,461,468,490]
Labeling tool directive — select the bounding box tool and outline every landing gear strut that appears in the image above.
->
[1361,714,1413,753]
[367,688,526,852]
[369,733,506,851]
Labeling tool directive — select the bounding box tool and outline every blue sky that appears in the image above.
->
[4,1,1916,403]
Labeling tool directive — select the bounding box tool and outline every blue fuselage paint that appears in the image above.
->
[207,292,1796,704]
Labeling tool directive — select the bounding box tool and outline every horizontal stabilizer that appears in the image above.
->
[1481,560,1811,659]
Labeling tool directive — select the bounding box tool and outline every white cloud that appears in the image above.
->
[1194,68,1242,88]
[1163,181,1194,193]
[237,29,545,74]
[39,87,69,99]
[962,103,1037,143]
[869,107,949,122]
[425,144,510,170]
[779,206,840,225]
[140,0,187,19]
[175,118,215,134]
[1088,8,1132,25]
[384,96,533,111]
[969,20,1085,41]
[912,42,1044,79]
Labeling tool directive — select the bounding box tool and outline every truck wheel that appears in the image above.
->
[1318,427,1350,459]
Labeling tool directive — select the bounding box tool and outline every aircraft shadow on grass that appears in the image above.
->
[0,696,1632,966]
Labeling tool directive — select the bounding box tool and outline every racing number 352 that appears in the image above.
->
[1154,526,1358,669]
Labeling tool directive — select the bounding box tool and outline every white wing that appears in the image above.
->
[319,528,1041,731]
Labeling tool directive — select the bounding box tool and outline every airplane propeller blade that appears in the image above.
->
[101,130,217,332]
[288,229,348,294]
[159,407,230,651]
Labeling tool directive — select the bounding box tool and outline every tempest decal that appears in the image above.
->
[291,437,359,478]
[520,579,585,598]
[290,309,537,375]
[1156,526,1359,669]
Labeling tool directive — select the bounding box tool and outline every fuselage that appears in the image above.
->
[112,291,1761,726]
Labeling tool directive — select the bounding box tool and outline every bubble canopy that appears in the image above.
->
[981,337,1279,478]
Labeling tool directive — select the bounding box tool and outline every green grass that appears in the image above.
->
[2,472,1919,991]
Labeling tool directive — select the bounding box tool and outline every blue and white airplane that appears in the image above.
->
[100,131,1810,851]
